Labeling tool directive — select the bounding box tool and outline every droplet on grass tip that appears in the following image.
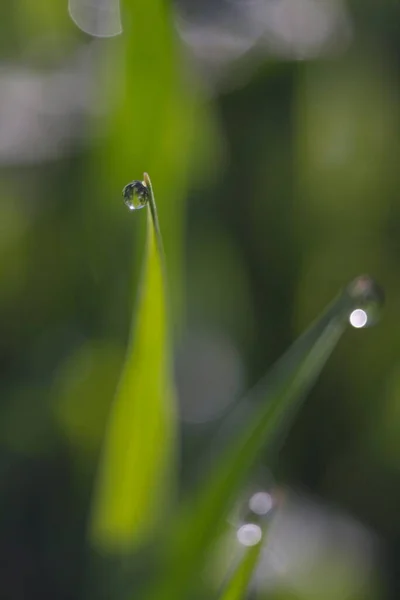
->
[347,276,384,328]
[122,180,149,211]
[349,309,368,328]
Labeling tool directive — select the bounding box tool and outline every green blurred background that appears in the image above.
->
[0,0,399,598]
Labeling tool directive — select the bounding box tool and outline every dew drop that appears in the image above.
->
[349,309,368,329]
[347,275,384,328]
[122,180,149,211]
[249,491,274,515]
[237,523,262,546]
[68,0,122,38]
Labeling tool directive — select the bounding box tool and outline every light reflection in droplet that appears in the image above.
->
[249,491,274,515]
[237,523,262,546]
[349,308,368,329]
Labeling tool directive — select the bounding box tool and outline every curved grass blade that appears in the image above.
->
[147,276,382,599]
[89,173,176,552]
[218,503,276,600]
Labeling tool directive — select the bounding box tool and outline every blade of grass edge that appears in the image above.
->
[89,173,177,552]
[218,542,262,600]
[217,503,275,600]
[146,276,379,600]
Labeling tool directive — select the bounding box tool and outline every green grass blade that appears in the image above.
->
[218,542,262,600]
[94,0,201,329]
[148,276,382,599]
[89,174,176,552]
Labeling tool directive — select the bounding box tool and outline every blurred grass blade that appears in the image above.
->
[219,542,262,600]
[148,276,382,599]
[89,173,176,552]
[68,0,122,37]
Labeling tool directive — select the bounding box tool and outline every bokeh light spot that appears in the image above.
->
[249,491,273,515]
[349,308,368,329]
[237,523,262,546]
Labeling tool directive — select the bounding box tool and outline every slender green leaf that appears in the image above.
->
[89,174,176,552]
[147,276,381,599]
[92,0,205,328]
[218,542,262,600]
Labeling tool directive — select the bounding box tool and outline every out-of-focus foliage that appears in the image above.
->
[145,277,374,600]
[218,538,263,600]
[0,0,400,599]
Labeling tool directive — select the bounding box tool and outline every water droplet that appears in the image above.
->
[237,523,262,546]
[349,309,368,329]
[347,276,384,327]
[249,491,274,515]
[122,180,149,211]
[69,0,122,38]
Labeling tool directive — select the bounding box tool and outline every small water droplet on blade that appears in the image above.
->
[249,491,274,515]
[122,180,149,211]
[237,523,262,546]
[349,309,368,328]
[347,276,384,328]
